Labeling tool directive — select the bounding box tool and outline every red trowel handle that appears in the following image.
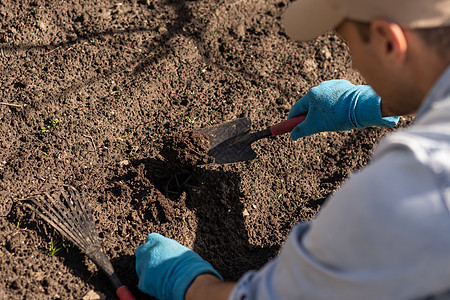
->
[116,285,136,300]
[270,114,306,136]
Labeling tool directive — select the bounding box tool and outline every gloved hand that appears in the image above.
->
[135,233,223,300]
[288,80,399,140]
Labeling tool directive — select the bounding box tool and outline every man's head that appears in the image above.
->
[283,0,450,116]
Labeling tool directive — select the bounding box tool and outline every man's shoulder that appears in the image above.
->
[374,121,450,180]
[316,126,450,234]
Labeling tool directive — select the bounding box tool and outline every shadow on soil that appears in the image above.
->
[115,157,280,281]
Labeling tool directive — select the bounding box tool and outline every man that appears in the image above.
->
[135,0,450,299]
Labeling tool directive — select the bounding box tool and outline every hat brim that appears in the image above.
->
[282,0,344,41]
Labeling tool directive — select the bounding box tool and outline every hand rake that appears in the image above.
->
[28,186,135,300]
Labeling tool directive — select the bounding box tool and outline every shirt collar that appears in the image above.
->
[415,65,450,121]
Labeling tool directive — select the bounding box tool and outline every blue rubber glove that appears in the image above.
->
[288,80,399,140]
[135,233,223,300]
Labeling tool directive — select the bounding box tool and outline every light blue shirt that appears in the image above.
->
[230,66,450,300]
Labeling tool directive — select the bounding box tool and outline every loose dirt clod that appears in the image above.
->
[160,131,213,166]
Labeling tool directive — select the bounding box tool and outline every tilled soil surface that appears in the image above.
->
[0,0,409,299]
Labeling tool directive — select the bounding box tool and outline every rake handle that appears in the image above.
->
[269,114,306,136]
[116,285,136,300]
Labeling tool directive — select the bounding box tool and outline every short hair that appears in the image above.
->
[350,20,450,62]
[352,21,371,42]
[415,26,450,62]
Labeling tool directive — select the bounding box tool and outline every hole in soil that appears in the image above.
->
[180,98,189,106]
[110,157,199,203]
[164,172,195,200]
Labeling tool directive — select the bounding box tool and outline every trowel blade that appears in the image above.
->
[198,118,252,149]
[208,131,258,164]
[198,118,256,164]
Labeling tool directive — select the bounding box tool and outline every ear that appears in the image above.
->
[370,19,408,62]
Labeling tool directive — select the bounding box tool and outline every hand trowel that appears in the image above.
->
[198,114,306,164]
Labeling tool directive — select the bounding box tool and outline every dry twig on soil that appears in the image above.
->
[0,102,24,108]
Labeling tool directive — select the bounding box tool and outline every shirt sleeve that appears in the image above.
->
[229,145,450,300]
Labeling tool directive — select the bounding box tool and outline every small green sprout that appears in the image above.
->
[185,116,195,124]
[128,146,139,157]
[49,238,62,256]
[40,119,60,134]
[117,133,128,142]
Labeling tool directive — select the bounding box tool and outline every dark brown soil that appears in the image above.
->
[160,131,212,166]
[0,0,410,299]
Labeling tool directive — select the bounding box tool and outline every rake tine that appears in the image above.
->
[65,187,100,247]
[28,198,83,250]
[57,192,94,250]
[33,195,78,238]
[65,188,86,226]
[80,188,95,225]
[60,191,90,247]
[41,192,89,251]
[80,188,98,237]
[42,193,88,249]
[29,192,91,251]
[44,192,78,231]
[67,187,99,244]
[69,187,92,222]
[62,191,84,227]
